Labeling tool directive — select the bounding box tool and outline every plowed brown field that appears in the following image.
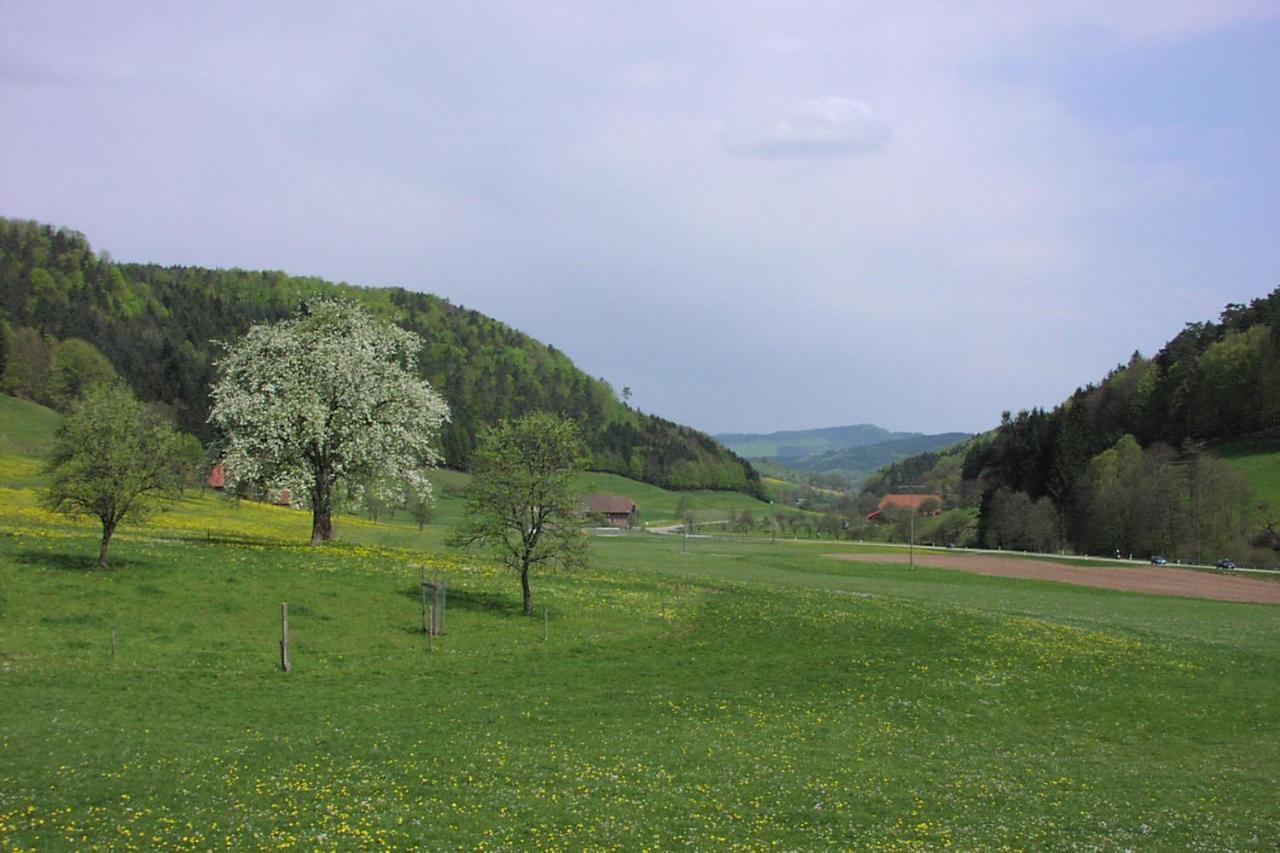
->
[826,552,1280,604]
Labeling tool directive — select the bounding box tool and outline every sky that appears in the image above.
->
[3,2,1279,436]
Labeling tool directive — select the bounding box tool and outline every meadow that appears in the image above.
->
[1218,440,1280,511]
[1,397,1278,849]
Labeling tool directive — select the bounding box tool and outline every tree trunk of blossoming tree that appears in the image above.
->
[311,507,333,545]
[310,468,335,545]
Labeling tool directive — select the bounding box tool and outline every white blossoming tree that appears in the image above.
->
[209,299,450,545]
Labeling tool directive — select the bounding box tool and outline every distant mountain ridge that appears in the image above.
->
[715,423,973,484]
[715,423,919,461]
[794,432,973,475]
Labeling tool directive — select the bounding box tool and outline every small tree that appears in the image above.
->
[209,299,450,545]
[44,383,184,568]
[451,412,587,615]
[407,490,435,531]
[170,432,208,494]
[2,327,52,402]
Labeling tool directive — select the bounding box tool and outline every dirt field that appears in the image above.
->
[827,552,1280,604]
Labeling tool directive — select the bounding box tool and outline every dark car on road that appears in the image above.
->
[1150,555,1168,566]
[1216,558,1237,570]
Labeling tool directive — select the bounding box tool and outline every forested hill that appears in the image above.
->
[964,289,1280,496]
[0,218,764,497]
[863,287,1280,560]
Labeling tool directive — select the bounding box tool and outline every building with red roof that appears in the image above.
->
[866,493,943,522]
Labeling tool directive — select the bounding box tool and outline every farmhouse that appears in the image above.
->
[866,492,943,522]
[207,463,291,506]
[583,494,638,528]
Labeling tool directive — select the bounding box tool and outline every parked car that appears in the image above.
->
[1216,558,1237,570]
[1150,555,1168,566]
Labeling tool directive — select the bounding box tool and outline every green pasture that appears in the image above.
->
[0,396,58,488]
[1217,440,1280,510]
[1,397,1278,848]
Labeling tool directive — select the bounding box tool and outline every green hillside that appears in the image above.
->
[573,471,778,525]
[0,395,58,487]
[2,390,1278,848]
[1217,441,1280,510]
[0,394,57,457]
[0,218,763,497]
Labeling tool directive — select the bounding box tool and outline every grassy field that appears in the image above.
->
[1217,440,1280,510]
[0,395,58,489]
[2,397,1278,848]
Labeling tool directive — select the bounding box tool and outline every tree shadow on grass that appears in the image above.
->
[11,549,143,572]
[175,533,289,548]
[400,584,520,616]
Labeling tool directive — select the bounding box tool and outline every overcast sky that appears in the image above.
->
[3,2,1278,435]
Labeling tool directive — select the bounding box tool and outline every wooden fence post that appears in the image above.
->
[280,602,291,673]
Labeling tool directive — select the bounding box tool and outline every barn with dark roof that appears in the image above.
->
[583,494,638,528]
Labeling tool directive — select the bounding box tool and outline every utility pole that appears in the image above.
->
[902,484,923,571]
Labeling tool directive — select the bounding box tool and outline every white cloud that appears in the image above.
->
[721,97,891,158]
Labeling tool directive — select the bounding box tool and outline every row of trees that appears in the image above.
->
[40,299,584,616]
[982,438,1257,561]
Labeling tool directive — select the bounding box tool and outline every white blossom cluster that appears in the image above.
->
[208,299,450,510]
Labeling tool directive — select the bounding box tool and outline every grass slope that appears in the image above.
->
[1217,440,1280,510]
[0,396,59,488]
[1,399,1278,848]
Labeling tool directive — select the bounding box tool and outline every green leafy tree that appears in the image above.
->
[209,299,450,545]
[451,412,587,615]
[407,491,435,531]
[48,338,118,410]
[171,432,208,493]
[2,326,52,401]
[43,383,185,568]
[1184,452,1254,562]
